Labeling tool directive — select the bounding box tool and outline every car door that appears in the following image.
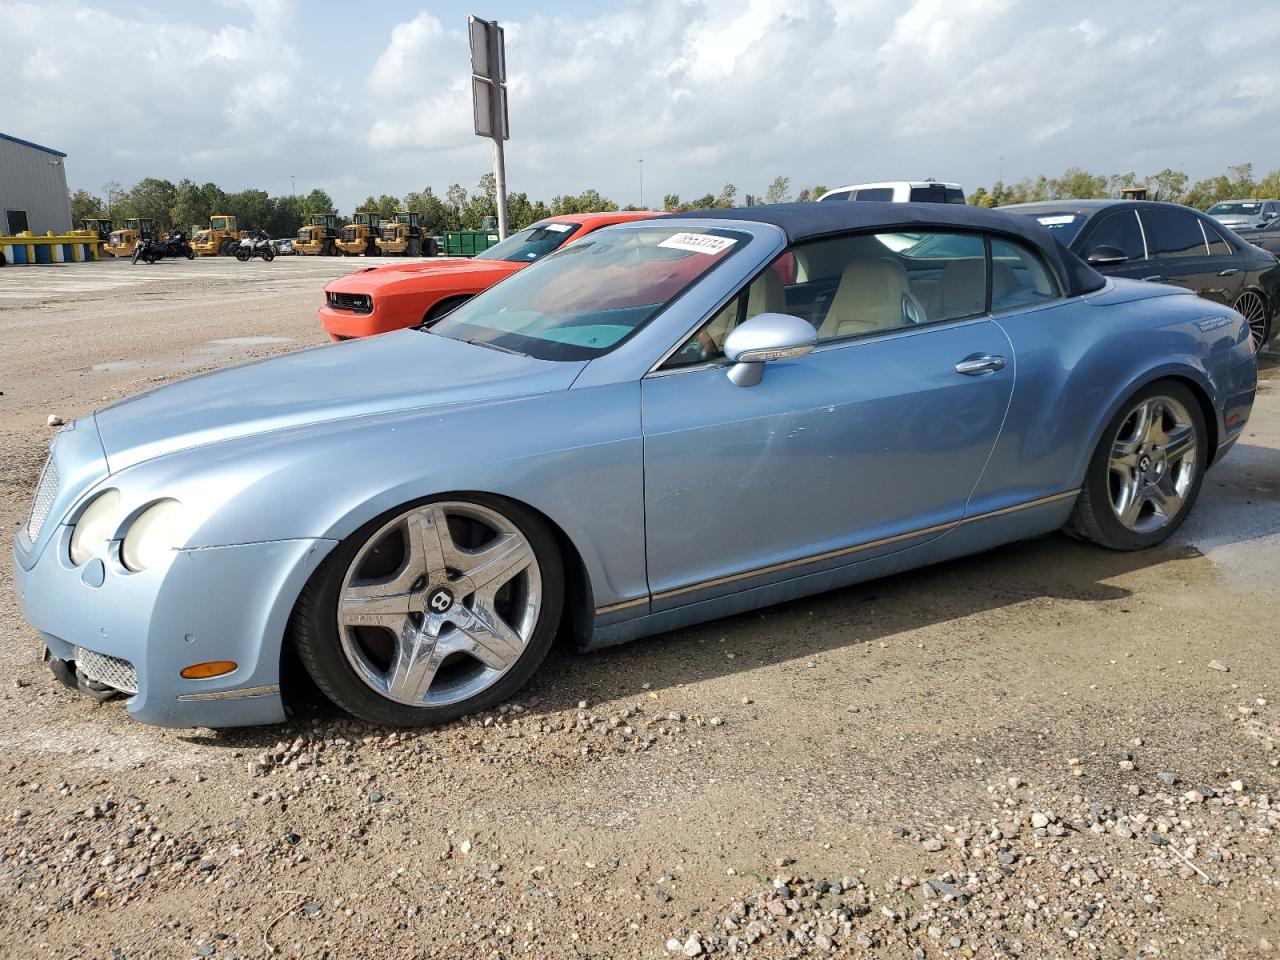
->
[1197,218,1250,304]
[640,230,1014,611]
[1138,206,1242,306]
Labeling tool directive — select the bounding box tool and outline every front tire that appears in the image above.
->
[292,495,564,727]
[1065,380,1206,551]
[235,247,249,262]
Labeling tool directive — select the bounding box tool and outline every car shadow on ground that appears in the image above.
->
[184,528,1207,749]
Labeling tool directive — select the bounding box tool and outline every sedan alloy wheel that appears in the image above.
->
[1234,290,1270,350]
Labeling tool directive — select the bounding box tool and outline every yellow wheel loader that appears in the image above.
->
[335,211,382,256]
[377,212,434,256]
[104,218,155,258]
[294,213,343,256]
[192,215,243,256]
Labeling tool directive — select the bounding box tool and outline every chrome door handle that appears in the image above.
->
[1218,268,1240,277]
[955,354,1006,376]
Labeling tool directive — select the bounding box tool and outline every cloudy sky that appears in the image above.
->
[4,0,1280,210]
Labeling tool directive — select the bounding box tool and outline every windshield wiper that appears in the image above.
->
[459,337,528,357]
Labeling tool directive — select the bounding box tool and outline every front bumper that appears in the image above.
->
[319,301,410,340]
[13,531,332,728]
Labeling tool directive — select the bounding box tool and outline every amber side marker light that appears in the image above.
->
[180,661,237,680]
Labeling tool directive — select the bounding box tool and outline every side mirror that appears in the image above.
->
[1086,245,1128,266]
[1265,211,1278,221]
[722,312,816,387]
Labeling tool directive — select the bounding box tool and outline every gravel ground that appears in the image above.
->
[0,257,1278,959]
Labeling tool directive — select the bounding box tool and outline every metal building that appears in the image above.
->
[0,132,71,236]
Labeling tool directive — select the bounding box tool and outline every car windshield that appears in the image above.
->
[427,225,750,361]
[475,222,582,262]
[1208,202,1262,216]
[1023,212,1087,243]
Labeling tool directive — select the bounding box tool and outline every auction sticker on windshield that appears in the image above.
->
[1037,215,1077,226]
[658,233,738,255]
[544,223,573,232]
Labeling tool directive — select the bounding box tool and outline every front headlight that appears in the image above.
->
[69,490,122,566]
[122,500,187,572]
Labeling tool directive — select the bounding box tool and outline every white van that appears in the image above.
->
[818,181,966,204]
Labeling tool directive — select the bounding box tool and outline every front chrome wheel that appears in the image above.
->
[1234,290,1270,350]
[1107,395,1198,534]
[336,501,542,708]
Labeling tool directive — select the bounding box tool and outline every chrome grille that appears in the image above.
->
[24,455,59,545]
[75,647,139,696]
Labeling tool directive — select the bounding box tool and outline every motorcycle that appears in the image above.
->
[235,229,276,262]
[132,230,196,264]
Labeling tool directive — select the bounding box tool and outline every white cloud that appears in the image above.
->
[3,0,1279,211]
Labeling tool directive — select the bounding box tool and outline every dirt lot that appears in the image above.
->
[0,256,1278,959]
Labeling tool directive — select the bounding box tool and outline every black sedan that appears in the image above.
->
[1005,200,1280,348]
[1235,217,1280,259]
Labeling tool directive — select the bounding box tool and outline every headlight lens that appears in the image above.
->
[122,500,186,572]
[69,490,122,566]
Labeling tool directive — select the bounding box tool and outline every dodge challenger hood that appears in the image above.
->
[94,332,585,472]
[331,258,523,292]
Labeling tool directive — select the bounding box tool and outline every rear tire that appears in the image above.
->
[407,238,420,257]
[235,247,249,262]
[1065,380,1206,551]
[262,247,275,262]
[291,494,563,727]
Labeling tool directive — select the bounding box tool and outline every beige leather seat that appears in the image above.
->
[818,259,925,339]
[937,258,986,319]
[745,268,785,318]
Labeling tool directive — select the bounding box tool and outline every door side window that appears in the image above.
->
[1140,208,1209,258]
[1202,220,1232,257]
[853,188,894,202]
[662,257,794,368]
[1083,211,1144,261]
[990,238,1058,311]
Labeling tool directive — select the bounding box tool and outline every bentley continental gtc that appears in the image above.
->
[13,203,1257,727]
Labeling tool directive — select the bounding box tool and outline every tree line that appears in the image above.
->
[68,173,821,238]
[968,163,1280,209]
[68,174,642,238]
[75,161,1270,239]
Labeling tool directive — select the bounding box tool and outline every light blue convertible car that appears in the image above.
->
[13,203,1257,728]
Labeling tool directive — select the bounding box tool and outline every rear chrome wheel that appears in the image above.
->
[293,496,562,726]
[1066,381,1206,551]
[1106,396,1197,534]
[1234,290,1270,350]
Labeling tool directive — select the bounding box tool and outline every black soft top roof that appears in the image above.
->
[671,201,1106,297]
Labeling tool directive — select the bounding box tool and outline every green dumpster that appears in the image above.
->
[443,230,501,257]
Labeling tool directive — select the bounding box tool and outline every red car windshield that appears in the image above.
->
[474,222,581,263]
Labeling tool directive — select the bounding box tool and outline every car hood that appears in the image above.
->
[327,258,524,294]
[94,332,585,472]
[1212,215,1261,227]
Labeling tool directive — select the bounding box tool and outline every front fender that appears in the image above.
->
[94,381,649,612]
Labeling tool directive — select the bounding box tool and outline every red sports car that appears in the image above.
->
[319,211,660,340]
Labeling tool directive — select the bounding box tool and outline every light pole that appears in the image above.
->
[638,158,644,209]
[290,175,296,199]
